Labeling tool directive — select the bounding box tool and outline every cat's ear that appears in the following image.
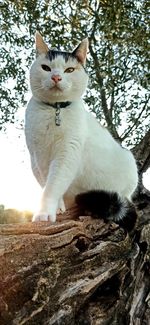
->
[73,38,88,65]
[35,31,49,55]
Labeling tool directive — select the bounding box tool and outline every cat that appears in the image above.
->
[25,31,138,230]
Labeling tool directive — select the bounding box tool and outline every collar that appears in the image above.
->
[43,101,71,126]
[44,101,71,109]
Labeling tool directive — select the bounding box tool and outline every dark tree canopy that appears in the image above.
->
[0,0,149,146]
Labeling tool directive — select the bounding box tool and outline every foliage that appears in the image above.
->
[0,204,32,223]
[0,0,149,145]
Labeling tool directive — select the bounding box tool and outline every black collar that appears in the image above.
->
[42,101,72,126]
[44,101,71,109]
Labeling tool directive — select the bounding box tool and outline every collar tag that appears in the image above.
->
[42,101,71,126]
[55,105,61,126]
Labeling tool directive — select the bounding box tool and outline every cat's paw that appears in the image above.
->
[57,198,66,214]
[32,212,56,223]
[33,197,58,223]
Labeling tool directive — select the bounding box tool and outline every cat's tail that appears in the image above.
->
[75,190,137,231]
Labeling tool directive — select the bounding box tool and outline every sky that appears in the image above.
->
[0,118,150,212]
[0,124,42,212]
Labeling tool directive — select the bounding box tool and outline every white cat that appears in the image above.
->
[25,32,138,229]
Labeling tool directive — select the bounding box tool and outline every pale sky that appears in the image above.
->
[0,125,42,211]
[0,121,150,212]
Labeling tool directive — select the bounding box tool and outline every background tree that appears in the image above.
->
[0,0,149,147]
[0,205,32,223]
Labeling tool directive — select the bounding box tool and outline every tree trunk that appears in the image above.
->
[132,129,150,175]
[0,199,150,325]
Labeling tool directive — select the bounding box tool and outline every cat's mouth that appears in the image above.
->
[49,85,63,92]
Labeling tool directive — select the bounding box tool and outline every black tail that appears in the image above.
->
[75,190,137,231]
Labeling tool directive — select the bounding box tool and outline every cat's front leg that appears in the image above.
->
[32,197,58,222]
[32,140,82,223]
[57,197,66,214]
[32,197,66,222]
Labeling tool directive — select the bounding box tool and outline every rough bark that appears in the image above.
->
[0,199,150,325]
[132,129,150,175]
[131,129,150,201]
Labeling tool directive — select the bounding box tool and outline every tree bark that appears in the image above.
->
[131,129,150,202]
[132,129,150,175]
[0,200,150,325]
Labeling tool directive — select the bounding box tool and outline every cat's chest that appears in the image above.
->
[25,102,85,162]
[25,109,51,138]
[25,106,64,151]
[25,99,86,157]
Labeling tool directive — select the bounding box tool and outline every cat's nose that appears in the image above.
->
[51,75,62,83]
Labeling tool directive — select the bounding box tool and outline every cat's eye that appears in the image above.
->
[65,67,75,73]
[41,64,51,72]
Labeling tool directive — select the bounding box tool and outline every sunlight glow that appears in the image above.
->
[0,127,42,212]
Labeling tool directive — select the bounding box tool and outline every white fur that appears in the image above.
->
[25,40,138,223]
[30,54,88,103]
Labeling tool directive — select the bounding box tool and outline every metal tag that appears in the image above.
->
[55,107,61,126]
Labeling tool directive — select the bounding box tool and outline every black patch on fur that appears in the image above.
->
[75,190,137,232]
[76,190,121,219]
[47,50,77,63]
[118,202,137,231]
[46,49,87,72]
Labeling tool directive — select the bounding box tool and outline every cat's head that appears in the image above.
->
[30,31,89,103]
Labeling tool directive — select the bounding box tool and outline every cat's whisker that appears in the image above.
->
[32,84,45,91]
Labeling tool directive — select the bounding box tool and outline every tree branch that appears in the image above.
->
[132,129,150,174]
[121,98,149,141]
[0,201,150,324]
[88,39,121,141]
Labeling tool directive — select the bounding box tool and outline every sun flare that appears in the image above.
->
[0,167,42,212]
[4,180,41,212]
[0,132,42,212]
